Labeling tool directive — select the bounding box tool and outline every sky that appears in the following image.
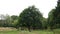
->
[0,0,57,18]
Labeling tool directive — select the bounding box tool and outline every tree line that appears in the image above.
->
[0,14,18,27]
[0,0,60,31]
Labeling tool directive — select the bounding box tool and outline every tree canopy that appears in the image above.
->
[17,6,43,31]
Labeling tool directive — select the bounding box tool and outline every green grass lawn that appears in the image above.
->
[0,29,60,34]
[0,30,54,34]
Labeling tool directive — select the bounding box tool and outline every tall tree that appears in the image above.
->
[48,9,56,29]
[48,0,60,29]
[53,0,60,28]
[17,6,43,31]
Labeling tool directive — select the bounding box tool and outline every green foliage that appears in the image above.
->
[42,17,47,29]
[52,0,60,28]
[11,15,18,27]
[5,15,12,27]
[48,0,60,29]
[48,9,56,29]
[0,0,60,30]
[11,15,18,21]
[17,6,43,30]
[0,14,18,27]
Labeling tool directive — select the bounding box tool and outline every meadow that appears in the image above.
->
[0,27,60,34]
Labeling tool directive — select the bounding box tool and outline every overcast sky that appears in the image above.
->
[0,0,57,18]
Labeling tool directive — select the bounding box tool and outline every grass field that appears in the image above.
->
[0,30,54,34]
[0,27,60,34]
